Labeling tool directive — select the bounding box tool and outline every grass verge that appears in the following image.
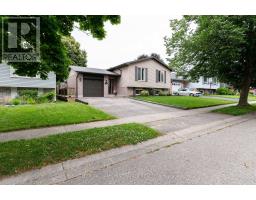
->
[0,102,115,133]
[210,95,256,101]
[212,104,256,116]
[0,123,159,178]
[134,96,233,109]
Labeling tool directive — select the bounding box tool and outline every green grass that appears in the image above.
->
[0,102,115,133]
[213,104,256,116]
[134,96,233,109]
[210,95,256,100]
[0,123,159,177]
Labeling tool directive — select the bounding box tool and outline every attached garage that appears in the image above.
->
[69,66,120,98]
[83,74,104,97]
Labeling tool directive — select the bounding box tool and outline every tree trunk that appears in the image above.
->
[238,80,250,106]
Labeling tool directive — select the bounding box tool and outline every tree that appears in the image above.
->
[150,53,164,62]
[165,16,256,106]
[62,36,87,67]
[0,15,121,81]
[137,54,149,60]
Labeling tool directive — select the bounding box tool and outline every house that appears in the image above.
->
[170,72,221,94]
[65,57,172,97]
[0,63,56,102]
[170,72,189,94]
[187,77,220,94]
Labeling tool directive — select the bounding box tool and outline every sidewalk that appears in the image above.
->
[0,103,236,142]
[0,113,253,184]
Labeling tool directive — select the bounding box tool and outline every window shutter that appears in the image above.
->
[145,68,148,82]
[164,71,166,83]
[135,66,138,81]
[156,70,158,82]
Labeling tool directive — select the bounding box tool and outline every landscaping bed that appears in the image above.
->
[0,102,115,132]
[0,123,159,177]
[134,96,233,109]
[212,104,256,116]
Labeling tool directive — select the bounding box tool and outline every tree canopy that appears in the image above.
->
[137,53,164,62]
[0,15,121,81]
[62,36,87,67]
[165,16,256,106]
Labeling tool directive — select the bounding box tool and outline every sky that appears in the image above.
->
[71,15,180,69]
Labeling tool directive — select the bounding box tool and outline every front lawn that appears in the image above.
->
[0,102,114,133]
[0,123,159,177]
[134,96,233,109]
[212,104,256,116]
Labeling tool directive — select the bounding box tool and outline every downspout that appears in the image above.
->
[76,73,79,99]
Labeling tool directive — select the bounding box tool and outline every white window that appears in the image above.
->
[212,77,217,84]
[203,77,209,84]
[137,67,147,81]
[156,70,166,83]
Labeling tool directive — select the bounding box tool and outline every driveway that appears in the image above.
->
[79,97,179,118]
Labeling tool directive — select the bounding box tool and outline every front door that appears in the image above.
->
[108,78,115,94]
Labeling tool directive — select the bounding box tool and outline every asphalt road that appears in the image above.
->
[65,118,256,184]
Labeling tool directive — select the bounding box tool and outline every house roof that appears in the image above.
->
[108,57,172,72]
[70,66,120,76]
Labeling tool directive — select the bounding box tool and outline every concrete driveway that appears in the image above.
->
[80,97,179,118]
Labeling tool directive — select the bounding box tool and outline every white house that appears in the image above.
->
[187,77,220,94]
[171,72,221,94]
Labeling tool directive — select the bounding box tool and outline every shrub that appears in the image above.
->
[18,89,38,99]
[159,90,169,96]
[140,90,149,96]
[27,97,36,104]
[44,92,55,102]
[36,95,49,104]
[11,98,21,105]
[216,87,236,95]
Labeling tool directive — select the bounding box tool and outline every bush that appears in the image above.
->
[27,97,36,104]
[18,89,38,99]
[140,90,149,96]
[11,98,21,105]
[44,92,55,102]
[216,87,236,95]
[159,90,169,96]
[37,95,48,104]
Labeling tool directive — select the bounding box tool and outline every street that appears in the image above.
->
[63,118,256,184]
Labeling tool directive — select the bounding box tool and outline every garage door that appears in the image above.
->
[83,76,104,97]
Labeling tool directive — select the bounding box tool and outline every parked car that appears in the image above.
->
[174,88,202,97]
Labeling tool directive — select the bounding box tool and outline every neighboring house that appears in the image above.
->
[187,77,220,94]
[170,72,189,94]
[0,63,56,102]
[170,72,221,94]
[65,57,172,97]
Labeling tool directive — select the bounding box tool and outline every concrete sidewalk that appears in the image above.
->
[0,103,235,142]
[0,113,253,184]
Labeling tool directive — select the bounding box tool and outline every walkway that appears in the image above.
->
[0,103,235,142]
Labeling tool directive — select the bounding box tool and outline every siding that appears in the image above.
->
[113,59,171,90]
[0,64,56,88]
[188,77,220,90]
